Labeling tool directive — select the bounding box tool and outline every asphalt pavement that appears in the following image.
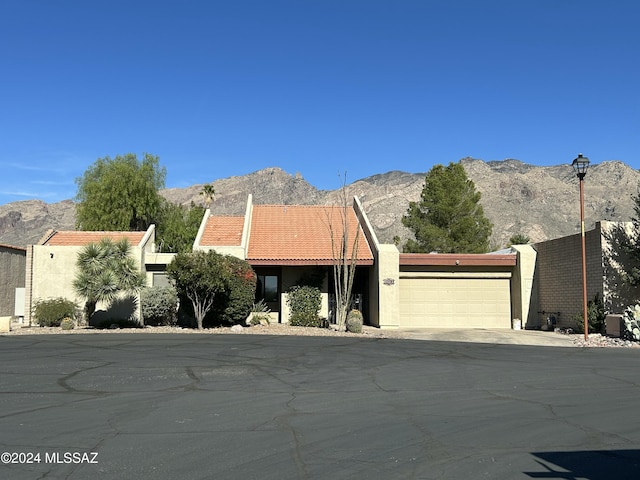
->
[1,333,638,479]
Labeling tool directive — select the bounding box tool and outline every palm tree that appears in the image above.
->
[200,184,216,208]
[73,238,146,323]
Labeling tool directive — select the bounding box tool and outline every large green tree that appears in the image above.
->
[75,153,166,231]
[155,200,205,253]
[73,238,146,323]
[402,162,492,253]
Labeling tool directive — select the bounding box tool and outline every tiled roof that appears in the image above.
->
[200,216,244,246]
[43,231,146,247]
[247,205,373,265]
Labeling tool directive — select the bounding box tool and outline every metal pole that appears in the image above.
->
[579,177,588,341]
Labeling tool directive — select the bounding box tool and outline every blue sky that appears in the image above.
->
[1,0,638,205]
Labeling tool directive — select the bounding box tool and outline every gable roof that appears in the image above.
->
[200,216,244,246]
[201,204,374,266]
[42,231,147,247]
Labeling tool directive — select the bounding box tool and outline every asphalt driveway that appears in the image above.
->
[1,333,638,479]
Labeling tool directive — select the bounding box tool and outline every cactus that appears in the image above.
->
[346,309,363,334]
[623,305,640,341]
[60,317,75,331]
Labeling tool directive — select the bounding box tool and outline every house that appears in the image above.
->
[23,195,543,330]
[194,195,534,329]
[23,227,158,325]
[192,195,386,325]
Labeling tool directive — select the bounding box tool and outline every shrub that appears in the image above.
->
[623,305,640,341]
[287,285,323,327]
[60,317,75,330]
[33,297,79,327]
[141,286,178,326]
[209,256,257,326]
[248,300,271,326]
[572,293,606,334]
[346,309,363,333]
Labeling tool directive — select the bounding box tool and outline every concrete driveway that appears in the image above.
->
[401,328,577,347]
[1,333,638,480]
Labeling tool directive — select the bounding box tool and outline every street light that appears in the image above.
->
[572,153,590,340]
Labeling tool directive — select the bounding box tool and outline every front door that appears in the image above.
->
[255,268,281,322]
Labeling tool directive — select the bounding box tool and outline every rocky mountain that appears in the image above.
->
[1,159,638,249]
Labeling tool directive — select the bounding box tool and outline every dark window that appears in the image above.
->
[257,275,278,303]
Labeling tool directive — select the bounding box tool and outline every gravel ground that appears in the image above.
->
[561,331,640,348]
[4,323,640,348]
[2,323,407,339]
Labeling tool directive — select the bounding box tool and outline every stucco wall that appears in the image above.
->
[0,246,26,316]
[28,244,146,324]
[533,226,604,328]
[279,267,330,324]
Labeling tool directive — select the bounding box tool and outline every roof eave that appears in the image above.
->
[399,253,517,267]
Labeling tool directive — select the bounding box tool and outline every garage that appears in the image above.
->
[398,253,516,329]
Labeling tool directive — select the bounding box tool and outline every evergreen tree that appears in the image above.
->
[402,162,492,253]
[75,153,166,231]
[155,200,205,253]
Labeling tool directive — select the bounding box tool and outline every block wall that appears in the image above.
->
[533,226,603,328]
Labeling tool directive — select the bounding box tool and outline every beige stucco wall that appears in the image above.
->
[373,244,400,329]
[511,245,538,329]
[28,244,147,324]
[279,267,330,324]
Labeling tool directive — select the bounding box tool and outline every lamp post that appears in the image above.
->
[572,153,590,341]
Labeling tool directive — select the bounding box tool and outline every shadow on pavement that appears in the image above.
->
[525,449,640,479]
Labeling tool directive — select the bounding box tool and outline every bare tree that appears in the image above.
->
[326,174,360,331]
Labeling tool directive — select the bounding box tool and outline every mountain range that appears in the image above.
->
[1,158,638,249]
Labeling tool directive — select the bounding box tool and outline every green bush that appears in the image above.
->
[33,298,79,327]
[572,293,606,334]
[209,256,256,326]
[287,285,323,327]
[60,317,75,330]
[141,286,178,326]
[623,305,640,341]
[346,309,363,333]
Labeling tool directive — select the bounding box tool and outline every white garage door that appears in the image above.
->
[399,277,511,329]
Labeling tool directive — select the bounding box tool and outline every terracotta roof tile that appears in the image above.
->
[200,216,244,246]
[44,231,146,247]
[247,205,373,265]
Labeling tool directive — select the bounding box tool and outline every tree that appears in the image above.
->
[73,238,146,323]
[402,162,492,253]
[617,187,640,287]
[200,184,216,208]
[508,233,531,246]
[75,153,166,231]
[167,250,255,330]
[155,200,205,253]
[326,174,360,331]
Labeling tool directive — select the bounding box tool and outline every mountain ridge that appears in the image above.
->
[1,159,638,249]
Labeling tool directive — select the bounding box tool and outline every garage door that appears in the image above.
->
[399,277,511,329]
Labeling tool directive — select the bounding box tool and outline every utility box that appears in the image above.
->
[605,314,624,338]
[0,316,11,333]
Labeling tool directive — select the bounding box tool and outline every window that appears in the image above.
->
[256,275,278,303]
